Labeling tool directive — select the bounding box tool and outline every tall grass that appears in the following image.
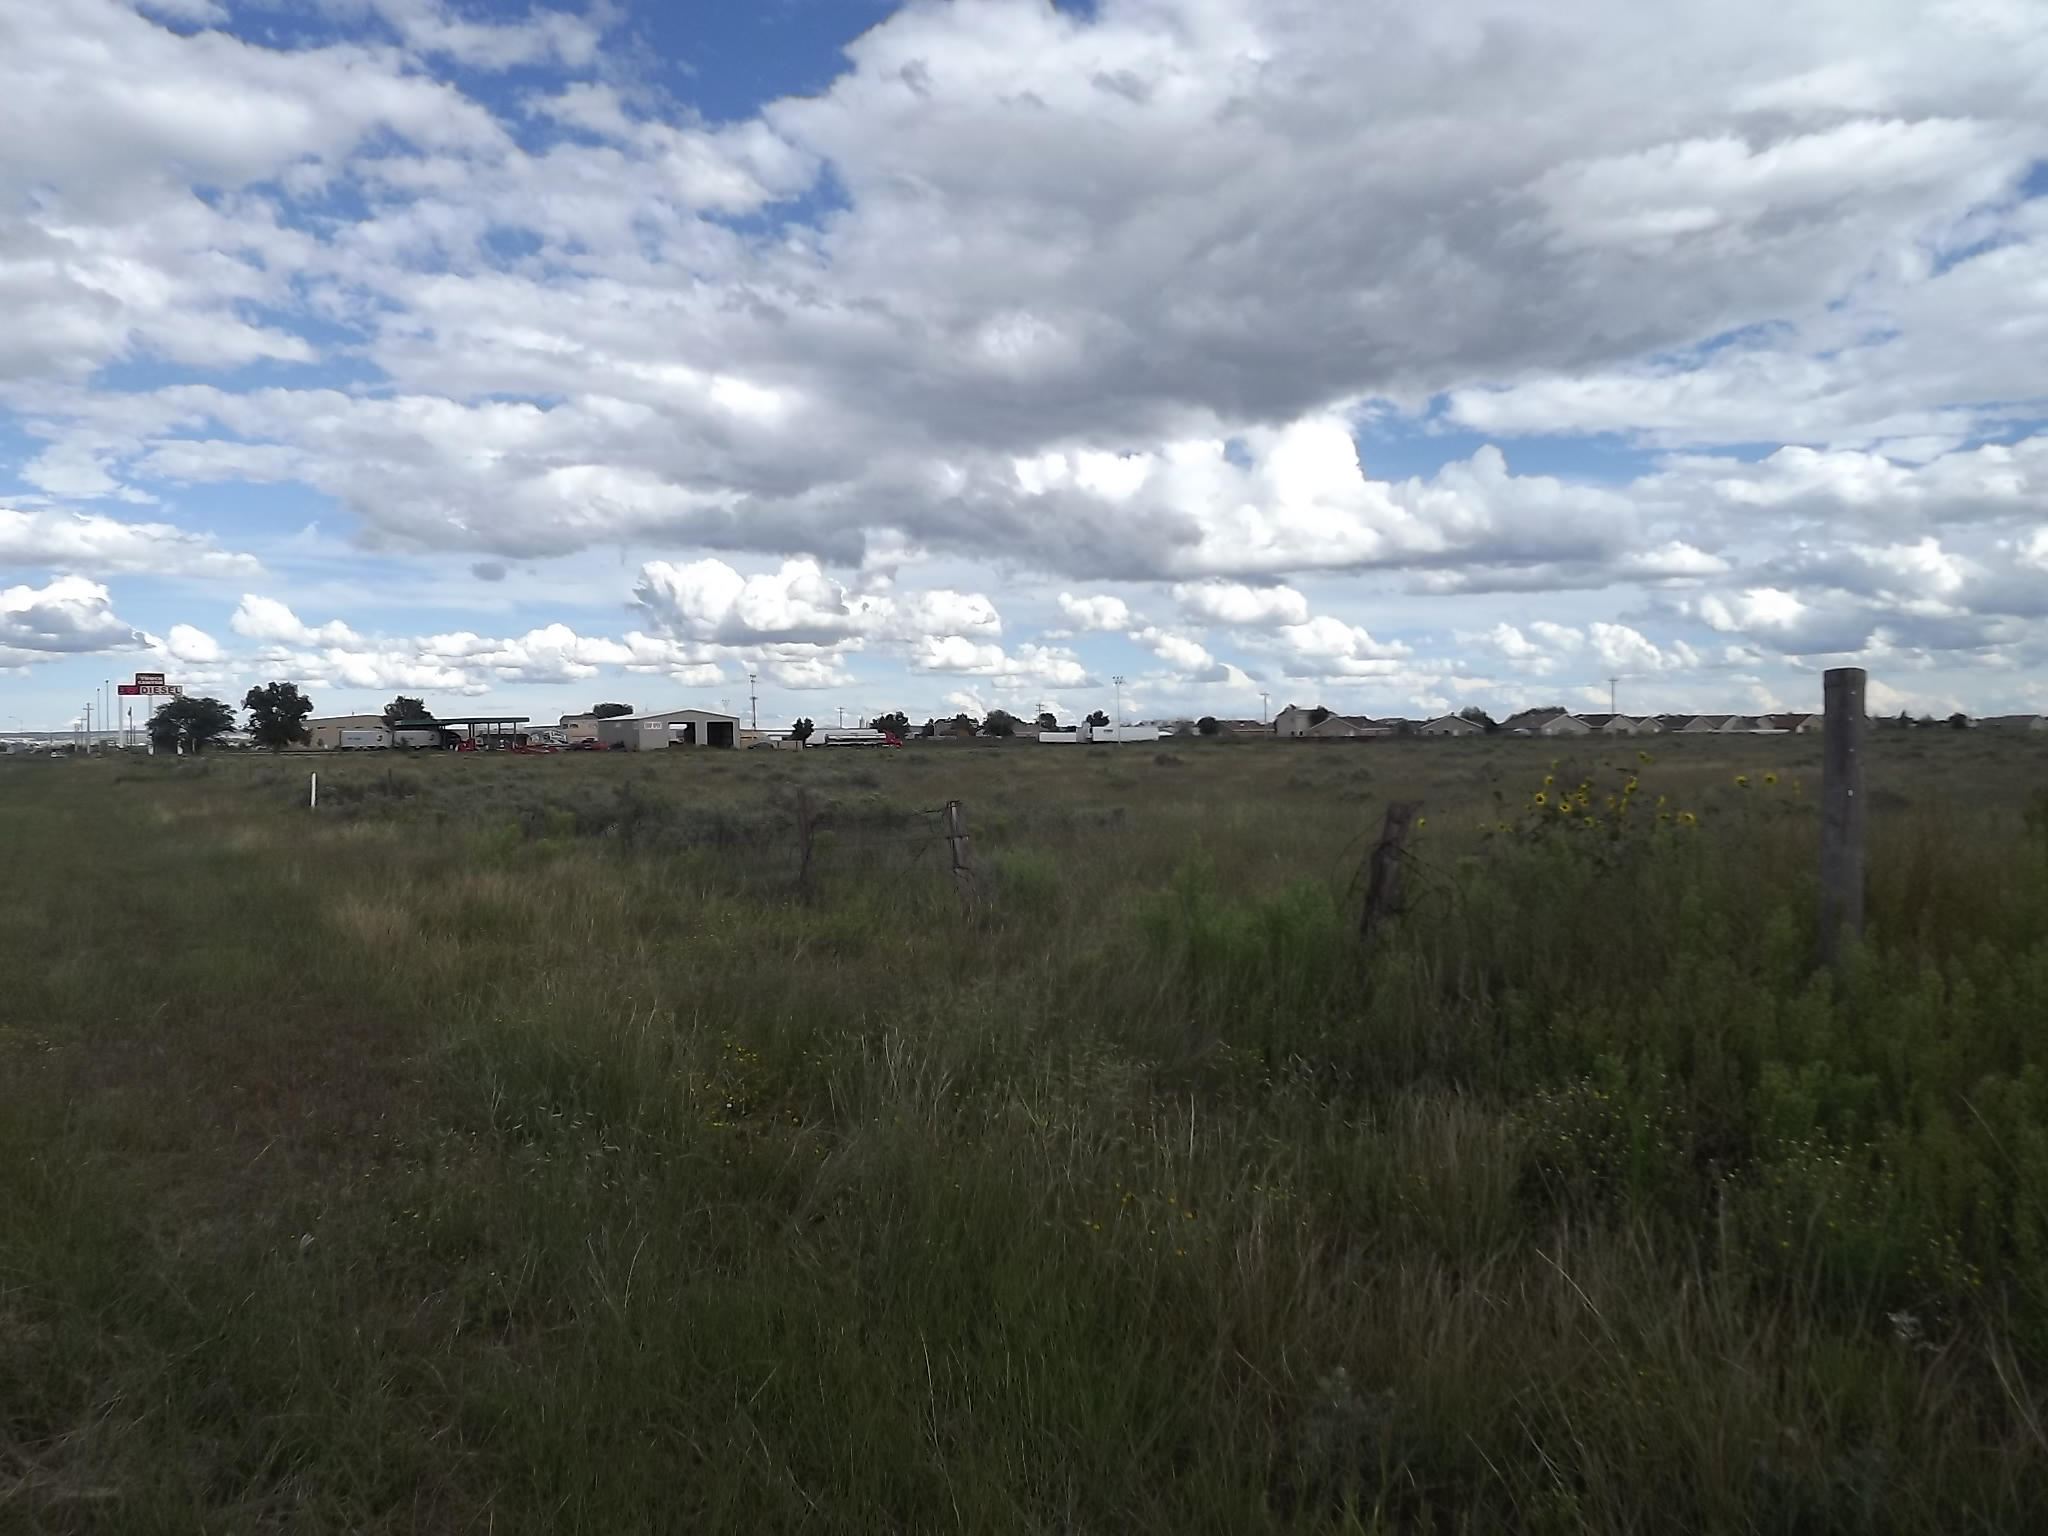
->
[2,734,2045,1531]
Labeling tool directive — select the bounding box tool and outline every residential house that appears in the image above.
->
[1981,714,2048,731]
[1304,714,1401,739]
[1418,714,1482,737]
[1576,713,1657,735]
[1763,713,1823,734]
[1499,708,1591,737]
[1272,704,1323,738]
[1681,714,1736,732]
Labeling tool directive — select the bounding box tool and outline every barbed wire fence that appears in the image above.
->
[792,789,976,910]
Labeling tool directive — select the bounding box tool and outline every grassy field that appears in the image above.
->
[3,730,2046,1533]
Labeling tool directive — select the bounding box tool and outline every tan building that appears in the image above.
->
[304,713,386,750]
[594,707,741,750]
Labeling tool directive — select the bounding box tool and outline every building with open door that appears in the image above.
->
[594,708,740,750]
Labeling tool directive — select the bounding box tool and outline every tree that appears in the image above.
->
[1197,715,1220,735]
[918,719,938,739]
[1948,712,1971,730]
[1085,709,1110,727]
[871,710,910,737]
[790,717,815,743]
[589,702,634,719]
[244,681,313,752]
[1036,712,1058,730]
[148,695,236,754]
[1459,705,1497,733]
[981,709,1017,737]
[382,695,429,728]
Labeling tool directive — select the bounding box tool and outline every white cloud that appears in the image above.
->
[634,557,1000,647]
[162,622,220,663]
[0,506,260,578]
[0,575,141,666]
[1056,591,1133,631]
[231,595,361,648]
[1171,581,1310,629]
[2,0,2047,713]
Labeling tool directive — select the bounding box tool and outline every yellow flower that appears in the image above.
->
[1735,774,1749,788]
[1543,773,1555,788]
[1415,815,1427,828]
[1624,777,1639,793]
[1763,772,1778,786]
[1532,791,1547,806]
[1678,811,1697,826]
[1638,750,1653,763]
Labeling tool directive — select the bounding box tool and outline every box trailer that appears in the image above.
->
[338,727,390,750]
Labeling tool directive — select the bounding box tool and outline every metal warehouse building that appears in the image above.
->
[305,713,387,750]
[595,708,740,750]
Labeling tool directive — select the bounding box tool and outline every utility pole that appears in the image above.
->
[1609,676,1619,714]
[1260,691,1270,724]
[748,671,758,730]
[1111,675,1126,740]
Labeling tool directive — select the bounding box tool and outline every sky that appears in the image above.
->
[3,0,2047,734]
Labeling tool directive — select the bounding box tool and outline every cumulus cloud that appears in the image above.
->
[913,636,1090,689]
[0,576,142,666]
[1171,581,1311,629]
[162,623,221,663]
[3,0,2048,711]
[1056,592,1134,631]
[231,595,361,649]
[0,507,260,578]
[633,557,1000,647]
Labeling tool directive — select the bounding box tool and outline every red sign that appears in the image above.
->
[119,683,182,696]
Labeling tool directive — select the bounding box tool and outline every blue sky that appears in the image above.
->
[4,0,2048,733]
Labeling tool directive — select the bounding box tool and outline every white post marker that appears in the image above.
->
[310,773,318,810]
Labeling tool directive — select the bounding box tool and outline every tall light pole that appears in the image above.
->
[1260,691,1270,724]
[1609,675,1619,715]
[1111,675,1125,739]
[748,671,758,730]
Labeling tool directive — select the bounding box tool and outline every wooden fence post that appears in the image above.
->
[1819,667,1867,969]
[794,787,815,900]
[945,799,975,908]
[1359,801,1420,945]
